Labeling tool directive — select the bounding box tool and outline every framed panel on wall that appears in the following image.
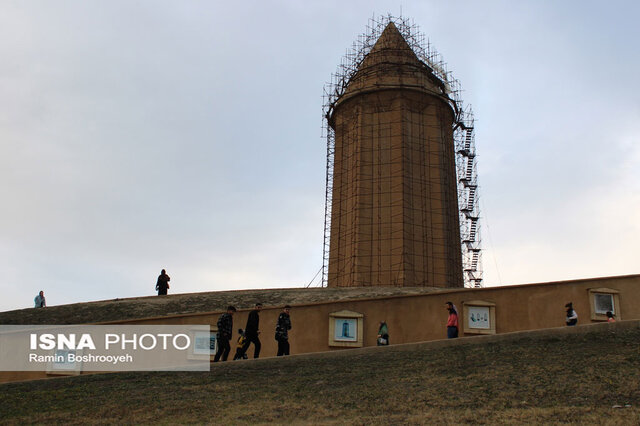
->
[334,318,358,342]
[46,349,83,376]
[588,288,621,321]
[328,310,364,348]
[462,300,496,335]
[468,306,490,330]
[189,328,217,361]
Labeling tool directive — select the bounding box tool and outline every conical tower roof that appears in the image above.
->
[358,22,426,70]
[331,22,449,114]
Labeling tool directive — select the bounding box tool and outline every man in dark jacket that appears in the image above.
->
[155,269,170,295]
[275,305,292,356]
[214,306,236,362]
[565,302,578,326]
[240,303,262,359]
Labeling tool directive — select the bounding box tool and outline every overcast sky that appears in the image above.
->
[1,0,638,312]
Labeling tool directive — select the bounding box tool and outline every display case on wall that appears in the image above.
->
[328,310,364,348]
[462,300,496,335]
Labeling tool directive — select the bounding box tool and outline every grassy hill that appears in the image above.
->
[1,322,638,425]
[0,286,442,324]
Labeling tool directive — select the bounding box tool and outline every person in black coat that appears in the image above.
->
[214,306,236,362]
[155,269,170,295]
[240,303,262,359]
[275,305,292,356]
[565,302,578,326]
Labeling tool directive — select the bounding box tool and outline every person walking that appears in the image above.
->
[240,303,262,359]
[233,329,248,360]
[446,301,459,339]
[34,291,46,308]
[214,306,236,362]
[377,321,389,346]
[565,302,578,326]
[156,269,170,296]
[275,305,292,356]
[606,311,616,323]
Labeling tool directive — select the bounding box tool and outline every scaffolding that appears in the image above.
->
[321,15,483,288]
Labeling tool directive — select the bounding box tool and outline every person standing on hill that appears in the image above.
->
[275,305,292,356]
[214,306,236,362]
[446,301,459,339]
[34,290,46,308]
[240,303,262,359]
[156,269,170,295]
[565,302,578,326]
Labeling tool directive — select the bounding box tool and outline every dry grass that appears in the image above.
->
[1,325,639,424]
[0,287,440,325]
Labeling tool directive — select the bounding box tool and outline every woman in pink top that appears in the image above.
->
[446,301,459,339]
[606,311,616,322]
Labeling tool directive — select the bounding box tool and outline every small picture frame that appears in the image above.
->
[334,318,358,342]
[462,301,496,335]
[46,348,83,376]
[588,288,621,321]
[189,329,217,361]
[468,306,490,330]
[328,310,364,348]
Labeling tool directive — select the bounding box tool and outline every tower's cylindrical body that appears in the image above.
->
[327,23,462,288]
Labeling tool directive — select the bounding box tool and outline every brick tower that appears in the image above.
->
[326,22,463,288]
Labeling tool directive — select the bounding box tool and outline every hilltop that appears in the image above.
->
[1,321,638,424]
[0,286,442,324]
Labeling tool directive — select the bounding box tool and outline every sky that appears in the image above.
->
[1,0,639,312]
